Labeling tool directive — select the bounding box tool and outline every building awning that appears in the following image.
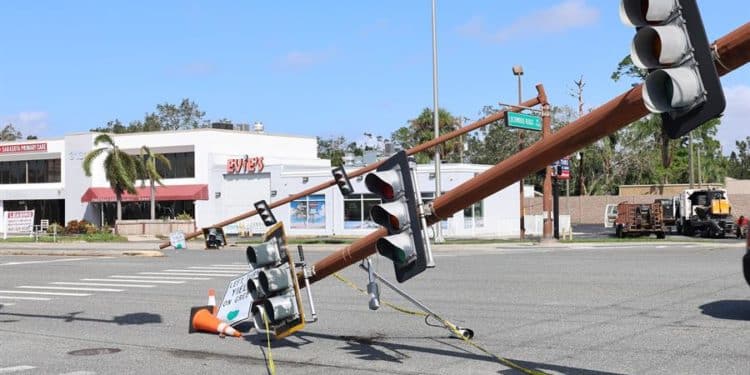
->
[81,184,209,203]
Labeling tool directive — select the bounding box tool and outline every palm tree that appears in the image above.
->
[83,134,139,224]
[139,146,171,220]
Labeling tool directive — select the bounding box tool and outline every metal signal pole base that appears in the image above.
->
[359,259,474,340]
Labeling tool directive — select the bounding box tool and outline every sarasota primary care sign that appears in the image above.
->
[2,210,35,239]
[0,142,47,154]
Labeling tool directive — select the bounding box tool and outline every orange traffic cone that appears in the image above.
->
[207,289,217,316]
[189,306,241,338]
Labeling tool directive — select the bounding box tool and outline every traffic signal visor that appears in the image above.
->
[377,231,418,266]
[370,201,409,234]
[365,169,403,200]
[246,237,280,268]
[619,0,678,27]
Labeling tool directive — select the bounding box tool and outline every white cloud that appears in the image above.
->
[276,48,335,71]
[719,84,750,153]
[456,0,600,43]
[1,111,49,138]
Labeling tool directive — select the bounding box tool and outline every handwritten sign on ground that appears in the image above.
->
[218,269,257,326]
[169,230,186,249]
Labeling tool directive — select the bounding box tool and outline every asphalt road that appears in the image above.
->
[1,242,749,375]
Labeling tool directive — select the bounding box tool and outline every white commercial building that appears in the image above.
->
[0,128,522,238]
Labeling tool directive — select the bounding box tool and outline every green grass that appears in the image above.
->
[0,233,127,243]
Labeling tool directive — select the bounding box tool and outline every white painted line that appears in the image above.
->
[0,366,36,373]
[0,302,16,306]
[213,264,248,267]
[0,258,86,266]
[0,296,51,301]
[109,275,210,280]
[52,282,154,288]
[81,278,184,284]
[188,266,248,270]
[162,269,239,274]
[59,371,97,375]
[18,286,123,292]
[0,290,90,296]
[139,272,232,277]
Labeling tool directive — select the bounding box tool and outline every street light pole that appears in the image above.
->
[512,65,525,240]
[431,0,444,243]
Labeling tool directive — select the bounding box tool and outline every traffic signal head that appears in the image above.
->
[254,200,277,227]
[331,166,354,196]
[620,0,725,139]
[245,223,305,339]
[364,151,428,283]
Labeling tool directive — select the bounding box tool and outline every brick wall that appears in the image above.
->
[526,194,750,224]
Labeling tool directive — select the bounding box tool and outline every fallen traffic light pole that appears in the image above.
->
[304,21,750,285]
[158,94,545,249]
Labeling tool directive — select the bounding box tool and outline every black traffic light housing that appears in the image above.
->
[331,166,354,196]
[254,200,277,227]
[660,0,725,139]
[367,151,428,283]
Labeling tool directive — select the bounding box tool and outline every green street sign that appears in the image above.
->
[505,112,542,131]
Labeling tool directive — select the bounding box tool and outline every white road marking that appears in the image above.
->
[109,275,210,280]
[139,272,232,277]
[0,296,51,301]
[0,302,16,306]
[162,269,239,274]
[59,371,97,375]
[0,290,91,297]
[18,286,123,292]
[0,290,90,296]
[0,366,36,373]
[188,266,248,270]
[52,282,154,288]
[0,258,87,266]
[81,278,184,284]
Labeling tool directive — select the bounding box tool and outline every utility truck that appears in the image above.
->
[675,188,735,238]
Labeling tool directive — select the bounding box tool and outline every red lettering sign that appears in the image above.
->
[0,142,47,154]
[226,156,264,174]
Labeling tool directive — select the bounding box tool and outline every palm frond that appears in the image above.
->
[82,147,106,176]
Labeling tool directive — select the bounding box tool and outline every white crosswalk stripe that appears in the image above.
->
[0,290,90,297]
[0,296,51,301]
[0,366,35,373]
[59,371,97,375]
[162,269,239,274]
[52,282,155,288]
[212,263,247,266]
[109,275,210,280]
[139,272,233,277]
[18,286,123,292]
[81,278,184,284]
[188,266,248,270]
[0,302,16,305]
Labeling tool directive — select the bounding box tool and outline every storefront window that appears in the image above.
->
[0,159,61,184]
[290,194,326,229]
[464,201,484,229]
[155,152,195,179]
[343,194,380,229]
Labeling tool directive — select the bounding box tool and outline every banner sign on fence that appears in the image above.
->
[3,210,35,239]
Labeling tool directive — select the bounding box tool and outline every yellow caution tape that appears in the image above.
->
[332,272,548,375]
[261,310,276,375]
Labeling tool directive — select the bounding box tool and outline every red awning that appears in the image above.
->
[81,184,209,203]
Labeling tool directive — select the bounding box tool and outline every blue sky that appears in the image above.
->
[1,1,748,151]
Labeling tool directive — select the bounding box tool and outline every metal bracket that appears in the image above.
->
[297,245,318,323]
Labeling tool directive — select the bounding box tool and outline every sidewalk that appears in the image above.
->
[0,240,165,257]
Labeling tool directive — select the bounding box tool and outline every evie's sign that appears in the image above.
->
[226,155,264,174]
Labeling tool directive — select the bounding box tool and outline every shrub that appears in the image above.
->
[65,219,92,234]
[47,222,64,234]
[176,212,193,220]
[65,220,80,234]
[85,223,98,235]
